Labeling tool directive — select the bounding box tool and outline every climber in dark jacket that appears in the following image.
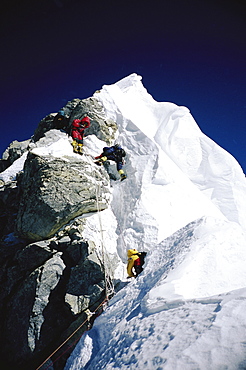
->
[71,116,90,154]
[95,144,127,181]
[53,109,69,131]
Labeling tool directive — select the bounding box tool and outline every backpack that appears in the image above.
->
[138,252,147,266]
[116,147,126,157]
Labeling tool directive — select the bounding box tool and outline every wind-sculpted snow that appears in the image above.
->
[65,217,246,370]
[65,74,246,369]
[97,73,246,231]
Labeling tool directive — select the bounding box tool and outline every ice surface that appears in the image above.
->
[65,74,246,369]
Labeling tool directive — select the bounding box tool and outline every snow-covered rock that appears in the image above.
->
[16,132,112,241]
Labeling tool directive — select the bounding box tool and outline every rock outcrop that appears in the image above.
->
[0,139,30,173]
[0,94,119,369]
[16,150,111,241]
[32,97,117,145]
[2,139,30,165]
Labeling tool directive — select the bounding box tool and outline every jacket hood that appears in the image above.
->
[81,116,90,124]
[127,249,139,258]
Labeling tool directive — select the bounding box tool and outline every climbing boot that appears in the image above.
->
[78,143,83,154]
[95,160,102,166]
[95,156,107,166]
[72,140,78,153]
[119,169,127,181]
[120,173,127,181]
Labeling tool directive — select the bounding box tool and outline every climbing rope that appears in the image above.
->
[93,162,115,299]
[91,152,129,275]
[95,182,108,296]
[35,298,108,370]
[71,152,115,298]
[116,180,128,250]
[36,125,135,370]
[35,154,115,370]
[81,154,115,299]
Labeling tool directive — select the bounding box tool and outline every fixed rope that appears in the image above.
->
[94,178,115,299]
[116,181,128,250]
[34,153,119,370]
[74,153,115,298]
[36,155,115,370]
[91,154,128,281]
[36,298,107,370]
[95,181,108,295]
[85,154,116,299]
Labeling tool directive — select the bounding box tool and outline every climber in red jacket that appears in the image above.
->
[71,116,90,154]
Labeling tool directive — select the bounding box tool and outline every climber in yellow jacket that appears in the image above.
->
[127,249,147,278]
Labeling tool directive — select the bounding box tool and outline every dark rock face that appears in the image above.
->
[0,181,19,238]
[0,95,118,369]
[0,236,107,369]
[0,159,10,173]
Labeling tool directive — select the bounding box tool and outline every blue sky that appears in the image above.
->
[1,0,245,172]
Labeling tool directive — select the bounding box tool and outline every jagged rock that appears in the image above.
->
[0,240,53,315]
[16,151,111,241]
[66,240,89,265]
[0,93,118,369]
[57,235,71,247]
[65,246,105,315]
[2,139,30,164]
[31,128,68,149]
[1,251,66,367]
[0,233,107,369]
[0,182,19,239]
[32,113,64,142]
[32,99,80,142]
[13,240,55,270]
[32,96,117,145]
[0,139,30,181]
[69,97,118,144]
[0,159,10,173]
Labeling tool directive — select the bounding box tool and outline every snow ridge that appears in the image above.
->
[65,74,246,369]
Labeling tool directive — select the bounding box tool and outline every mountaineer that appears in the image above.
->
[95,144,127,181]
[71,116,91,154]
[127,249,147,278]
[53,109,69,131]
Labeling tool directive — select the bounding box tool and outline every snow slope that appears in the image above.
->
[65,74,246,369]
[1,73,246,369]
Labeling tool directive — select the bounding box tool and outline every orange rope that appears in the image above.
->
[36,298,108,370]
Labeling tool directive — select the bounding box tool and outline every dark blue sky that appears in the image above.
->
[1,0,246,173]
